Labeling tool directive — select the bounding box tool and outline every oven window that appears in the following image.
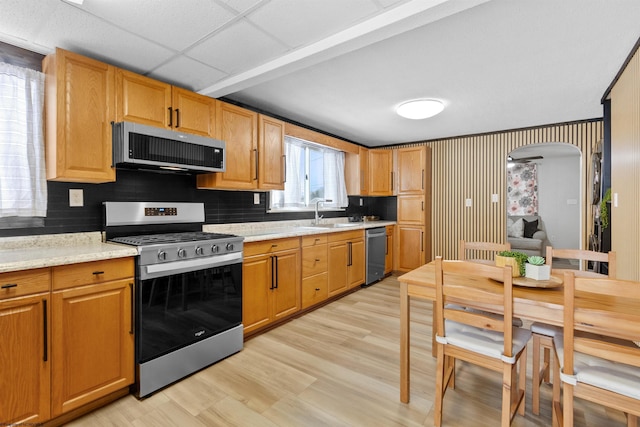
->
[137,263,242,362]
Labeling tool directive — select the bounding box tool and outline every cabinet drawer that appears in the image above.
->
[302,245,327,277]
[327,229,364,243]
[301,273,328,309]
[301,234,327,247]
[244,237,299,257]
[52,257,134,290]
[0,268,51,300]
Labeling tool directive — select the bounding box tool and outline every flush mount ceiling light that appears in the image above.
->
[64,0,84,4]
[396,99,444,120]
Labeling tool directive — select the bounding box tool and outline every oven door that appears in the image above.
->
[136,259,242,363]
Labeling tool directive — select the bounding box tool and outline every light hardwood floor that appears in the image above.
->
[68,276,626,426]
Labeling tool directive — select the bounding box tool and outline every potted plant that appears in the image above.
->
[496,251,528,277]
[525,255,551,280]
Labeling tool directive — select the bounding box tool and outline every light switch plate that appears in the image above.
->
[465,198,472,207]
[69,189,83,207]
[491,194,499,203]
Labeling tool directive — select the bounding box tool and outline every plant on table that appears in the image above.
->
[496,250,528,276]
[525,255,551,280]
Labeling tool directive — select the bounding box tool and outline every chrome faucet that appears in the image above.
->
[314,199,332,225]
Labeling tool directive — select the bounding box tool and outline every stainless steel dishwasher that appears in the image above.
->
[365,227,386,285]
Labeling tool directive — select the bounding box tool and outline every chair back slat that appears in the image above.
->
[547,246,616,278]
[445,308,505,332]
[458,240,511,261]
[574,337,640,368]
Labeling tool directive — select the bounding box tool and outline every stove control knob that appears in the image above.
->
[158,251,167,261]
[211,245,219,254]
[226,243,234,251]
[195,246,204,256]
[177,248,186,258]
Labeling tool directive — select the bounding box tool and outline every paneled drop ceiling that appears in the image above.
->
[1,0,639,146]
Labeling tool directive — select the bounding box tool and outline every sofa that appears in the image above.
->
[507,215,548,257]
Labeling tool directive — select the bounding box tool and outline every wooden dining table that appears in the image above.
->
[397,261,640,403]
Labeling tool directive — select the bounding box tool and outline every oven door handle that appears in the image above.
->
[141,252,243,280]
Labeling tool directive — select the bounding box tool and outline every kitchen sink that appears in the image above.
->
[300,223,361,229]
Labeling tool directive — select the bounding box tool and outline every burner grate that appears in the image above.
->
[110,232,235,246]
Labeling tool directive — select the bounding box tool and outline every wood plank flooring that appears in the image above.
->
[68,276,627,426]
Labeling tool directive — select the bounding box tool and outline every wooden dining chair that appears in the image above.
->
[551,271,640,427]
[458,240,511,262]
[433,257,531,427]
[531,246,616,416]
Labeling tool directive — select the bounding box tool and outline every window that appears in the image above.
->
[269,136,348,212]
[0,62,47,227]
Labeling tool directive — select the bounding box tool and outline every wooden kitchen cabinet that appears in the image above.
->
[258,114,285,190]
[43,48,116,183]
[397,224,426,271]
[345,146,370,195]
[301,235,328,309]
[50,258,134,417]
[368,149,393,196]
[0,269,51,425]
[396,146,427,194]
[242,238,301,335]
[198,104,284,191]
[327,230,365,296]
[385,225,394,274]
[116,69,216,137]
[396,146,431,272]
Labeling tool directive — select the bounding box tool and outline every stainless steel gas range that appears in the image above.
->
[104,202,243,398]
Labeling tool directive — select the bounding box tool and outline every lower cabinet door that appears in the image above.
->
[328,242,348,297]
[348,239,365,288]
[0,293,50,424]
[242,254,273,334]
[397,225,426,272]
[51,279,134,416]
[272,249,300,321]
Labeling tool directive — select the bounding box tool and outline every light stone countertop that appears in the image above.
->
[0,232,138,273]
[203,219,396,242]
[0,220,396,273]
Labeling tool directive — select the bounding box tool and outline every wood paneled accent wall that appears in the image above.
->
[396,120,603,261]
[610,46,640,280]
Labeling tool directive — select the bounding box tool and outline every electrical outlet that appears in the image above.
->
[465,198,472,207]
[359,198,363,206]
[491,194,499,203]
[253,193,260,205]
[69,189,83,207]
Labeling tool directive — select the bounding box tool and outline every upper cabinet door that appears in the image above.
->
[198,102,258,190]
[43,48,116,183]
[116,69,172,129]
[258,114,285,190]
[368,150,393,196]
[171,87,217,137]
[396,146,427,195]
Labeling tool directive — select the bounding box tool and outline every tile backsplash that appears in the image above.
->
[1,169,396,237]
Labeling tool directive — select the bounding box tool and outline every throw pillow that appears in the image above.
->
[508,218,524,238]
[523,218,539,238]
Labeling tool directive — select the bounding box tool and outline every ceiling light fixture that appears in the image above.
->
[64,0,84,5]
[396,99,444,120]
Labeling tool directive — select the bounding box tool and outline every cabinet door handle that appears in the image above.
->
[43,299,48,362]
[315,288,320,291]
[385,237,389,255]
[168,107,173,127]
[421,201,424,211]
[1,283,17,289]
[421,231,424,252]
[348,242,353,266]
[391,171,394,192]
[175,108,180,128]
[254,149,259,181]
[421,169,424,190]
[273,255,279,289]
[282,155,286,184]
[270,256,275,290]
[92,271,104,275]
[129,283,134,335]
[315,258,320,262]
